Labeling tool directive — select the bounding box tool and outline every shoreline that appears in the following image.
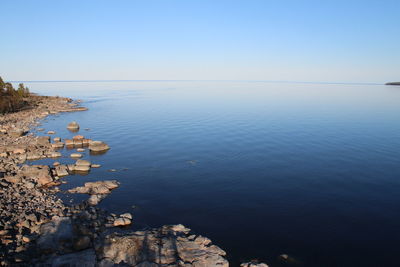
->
[0,95,267,266]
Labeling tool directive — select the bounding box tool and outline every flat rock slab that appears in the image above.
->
[97,224,228,267]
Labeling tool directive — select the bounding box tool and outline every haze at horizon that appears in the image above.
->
[1,0,399,83]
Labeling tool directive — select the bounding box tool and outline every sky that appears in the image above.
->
[1,0,399,83]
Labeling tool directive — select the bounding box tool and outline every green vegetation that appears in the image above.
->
[0,76,30,113]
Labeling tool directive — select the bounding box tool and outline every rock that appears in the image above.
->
[278,254,298,264]
[91,164,101,168]
[73,235,91,251]
[67,121,80,131]
[65,139,74,147]
[73,135,84,141]
[55,165,69,177]
[9,128,26,137]
[47,131,56,134]
[76,159,91,166]
[88,141,110,153]
[43,249,96,266]
[70,153,83,158]
[13,148,26,154]
[53,161,61,166]
[27,153,42,161]
[241,262,269,267]
[47,151,62,158]
[77,148,85,152]
[113,217,131,227]
[68,180,120,195]
[73,139,83,146]
[4,175,22,184]
[74,165,90,172]
[37,136,51,145]
[87,194,107,206]
[67,164,76,172]
[52,142,65,149]
[120,213,132,220]
[37,217,74,253]
[22,236,31,243]
[53,137,61,142]
[21,165,53,186]
[97,225,228,267]
[82,139,91,146]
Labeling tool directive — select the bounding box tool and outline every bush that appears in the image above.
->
[0,76,30,113]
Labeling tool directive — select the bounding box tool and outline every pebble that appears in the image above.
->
[70,153,83,158]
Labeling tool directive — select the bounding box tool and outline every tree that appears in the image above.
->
[0,76,5,95]
[17,83,29,97]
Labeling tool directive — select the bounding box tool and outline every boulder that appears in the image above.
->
[65,139,74,147]
[113,217,131,227]
[73,135,84,141]
[51,142,65,149]
[74,165,90,172]
[37,136,51,145]
[88,141,110,152]
[55,165,69,177]
[67,121,80,131]
[76,159,91,166]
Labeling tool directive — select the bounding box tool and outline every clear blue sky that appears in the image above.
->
[1,0,399,83]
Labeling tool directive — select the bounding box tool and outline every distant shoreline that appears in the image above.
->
[385,82,400,86]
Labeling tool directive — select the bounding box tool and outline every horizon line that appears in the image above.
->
[7,79,384,86]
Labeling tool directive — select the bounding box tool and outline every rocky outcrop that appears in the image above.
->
[68,180,119,195]
[96,224,228,267]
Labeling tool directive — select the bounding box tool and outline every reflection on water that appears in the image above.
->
[25,81,400,267]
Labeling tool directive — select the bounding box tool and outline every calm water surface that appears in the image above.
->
[23,81,400,266]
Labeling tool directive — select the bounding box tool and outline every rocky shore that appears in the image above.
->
[0,95,269,266]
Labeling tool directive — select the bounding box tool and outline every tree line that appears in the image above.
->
[0,76,30,113]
